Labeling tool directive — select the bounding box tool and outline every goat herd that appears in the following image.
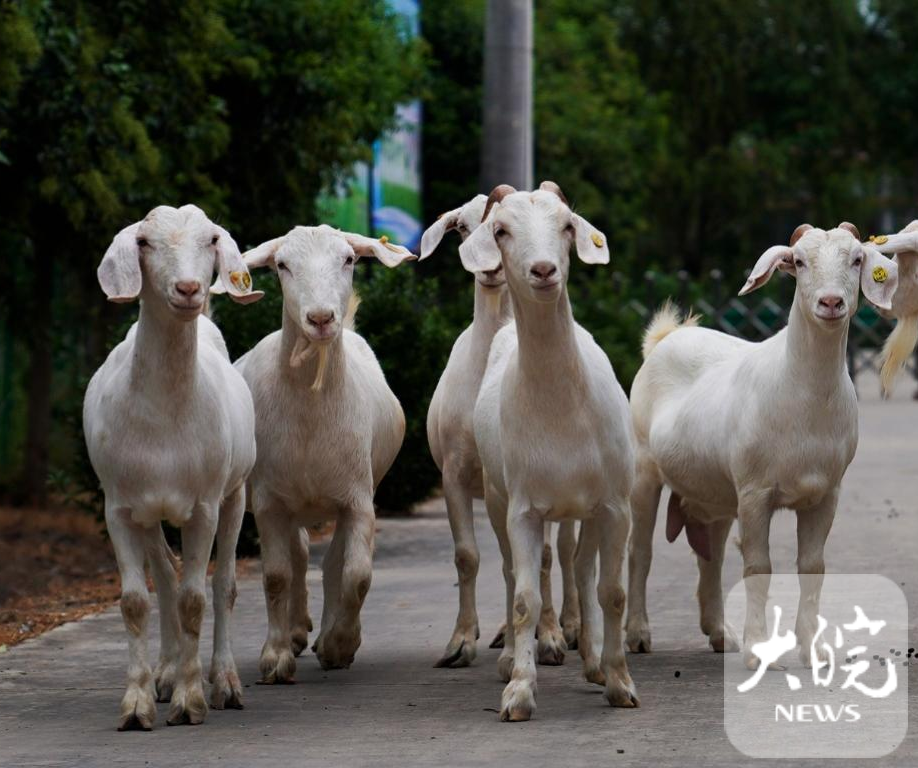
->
[81,181,918,730]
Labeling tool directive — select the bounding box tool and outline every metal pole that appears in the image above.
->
[480,0,533,192]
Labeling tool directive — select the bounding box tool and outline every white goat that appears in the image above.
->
[83,205,262,730]
[861,221,918,392]
[421,195,579,668]
[225,225,412,682]
[626,223,898,669]
[462,182,637,721]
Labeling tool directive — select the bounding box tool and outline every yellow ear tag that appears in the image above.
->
[229,271,251,291]
[590,232,604,248]
[873,235,888,245]
[872,266,888,283]
[378,234,401,253]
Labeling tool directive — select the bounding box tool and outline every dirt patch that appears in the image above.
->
[0,507,333,650]
[0,507,120,647]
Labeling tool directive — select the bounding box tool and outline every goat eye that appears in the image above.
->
[495,227,507,238]
[344,255,354,266]
[276,262,289,273]
[211,234,220,246]
[564,222,575,234]
[853,256,863,267]
[794,258,804,268]
[136,237,148,248]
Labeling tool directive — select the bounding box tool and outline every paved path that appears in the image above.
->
[1,390,915,767]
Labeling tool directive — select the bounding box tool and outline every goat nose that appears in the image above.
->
[306,309,335,327]
[818,295,845,310]
[175,280,201,297]
[483,265,502,278]
[529,261,557,280]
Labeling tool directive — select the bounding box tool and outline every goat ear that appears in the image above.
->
[211,234,279,299]
[572,213,610,265]
[866,221,918,256]
[213,226,264,304]
[458,208,501,273]
[242,236,284,270]
[738,245,794,296]
[341,232,416,267]
[420,208,461,260]
[860,244,898,311]
[98,223,142,302]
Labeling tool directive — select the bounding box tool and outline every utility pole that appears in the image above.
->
[480,0,533,192]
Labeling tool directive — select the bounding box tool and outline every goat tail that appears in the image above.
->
[879,313,918,396]
[344,291,361,330]
[642,299,699,359]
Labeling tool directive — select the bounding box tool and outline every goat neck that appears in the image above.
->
[510,284,583,382]
[130,296,198,396]
[471,281,513,342]
[781,293,850,396]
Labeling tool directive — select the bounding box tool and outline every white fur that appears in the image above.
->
[463,184,637,721]
[626,226,900,670]
[862,221,918,393]
[423,196,580,668]
[232,225,410,681]
[83,205,260,730]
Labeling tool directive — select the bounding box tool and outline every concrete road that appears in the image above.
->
[1,388,915,767]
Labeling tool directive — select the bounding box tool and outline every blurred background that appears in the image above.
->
[1,0,916,578]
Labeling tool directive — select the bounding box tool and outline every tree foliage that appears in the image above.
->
[4,0,918,515]
[0,0,423,507]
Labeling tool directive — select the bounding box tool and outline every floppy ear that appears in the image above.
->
[572,213,610,265]
[458,207,501,273]
[98,223,142,302]
[860,244,898,311]
[213,226,264,304]
[420,208,461,260]
[866,222,918,256]
[341,232,416,268]
[210,235,281,298]
[738,245,794,296]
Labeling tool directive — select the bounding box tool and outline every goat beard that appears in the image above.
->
[880,313,918,396]
[485,287,503,316]
[289,335,330,391]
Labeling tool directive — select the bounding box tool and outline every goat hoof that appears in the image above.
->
[626,626,652,654]
[210,668,244,710]
[166,683,207,726]
[118,686,156,731]
[259,644,296,684]
[314,631,360,670]
[605,671,639,708]
[537,628,566,666]
[709,626,740,653]
[562,622,580,651]
[118,712,153,732]
[499,679,536,722]
[435,635,476,668]
[744,646,785,671]
[489,625,506,649]
[583,662,605,686]
[316,650,355,671]
[291,630,310,657]
[154,661,177,702]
